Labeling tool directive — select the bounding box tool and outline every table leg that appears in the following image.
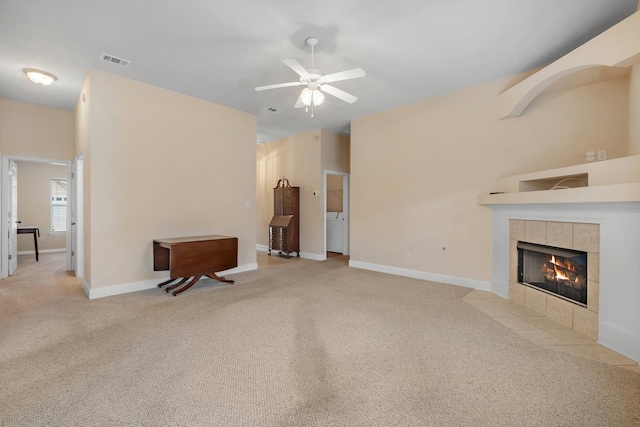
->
[33,231,39,262]
[157,278,178,288]
[172,275,202,296]
[165,277,191,293]
[206,273,235,284]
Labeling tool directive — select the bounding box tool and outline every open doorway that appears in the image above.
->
[324,171,349,257]
[1,154,80,280]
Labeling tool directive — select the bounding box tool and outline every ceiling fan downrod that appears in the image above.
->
[306,37,318,69]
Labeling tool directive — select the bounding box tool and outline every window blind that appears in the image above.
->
[51,179,67,232]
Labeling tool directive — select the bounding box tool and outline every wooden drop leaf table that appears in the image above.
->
[153,235,238,296]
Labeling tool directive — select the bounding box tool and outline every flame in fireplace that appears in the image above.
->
[542,255,581,283]
[522,243,588,305]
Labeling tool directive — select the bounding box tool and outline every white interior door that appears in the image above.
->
[8,160,18,275]
[72,156,84,278]
[324,171,350,256]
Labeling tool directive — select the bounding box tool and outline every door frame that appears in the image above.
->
[8,160,18,275]
[323,170,350,256]
[71,153,84,278]
[0,154,73,279]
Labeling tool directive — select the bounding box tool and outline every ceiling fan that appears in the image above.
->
[255,37,366,116]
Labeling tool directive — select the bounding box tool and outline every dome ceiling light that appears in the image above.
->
[23,68,57,86]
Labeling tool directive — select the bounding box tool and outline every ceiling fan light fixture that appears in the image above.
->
[312,89,324,106]
[255,36,365,114]
[300,88,312,106]
[23,68,57,86]
[300,88,324,107]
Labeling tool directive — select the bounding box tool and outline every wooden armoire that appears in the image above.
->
[268,178,300,258]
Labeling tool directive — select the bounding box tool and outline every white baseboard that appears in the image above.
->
[220,263,258,276]
[348,260,491,292]
[18,248,66,255]
[85,277,161,300]
[83,262,258,300]
[599,321,640,363]
[256,244,324,261]
[300,252,325,261]
[82,278,90,298]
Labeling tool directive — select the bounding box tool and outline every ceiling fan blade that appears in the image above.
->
[255,81,303,91]
[294,92,306,108]
[282,59,310,77]
[320,84,358,103]
[322,68,366,83]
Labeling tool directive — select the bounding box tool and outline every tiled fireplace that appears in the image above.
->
[480,158,640,363]
[508,220,599,340]
[483,202,640,364]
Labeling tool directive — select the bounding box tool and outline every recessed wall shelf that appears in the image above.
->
[519,173,588,192]
[478,155,640,205]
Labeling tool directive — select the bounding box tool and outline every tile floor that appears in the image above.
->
[463,289,640,374]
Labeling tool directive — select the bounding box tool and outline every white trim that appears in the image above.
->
[219,263,258,276]
[348,260,491,291]
[18,248,65,255]
[83,263,258,299]
[323,171,350,256]
[82,278,90,298]
[1,155,8,278]
[72,153,84,279]
[257,244,325,261]
[300,252,325,261]
[2,155,71,165]
[599,321,640,363]
[86,277,169,299]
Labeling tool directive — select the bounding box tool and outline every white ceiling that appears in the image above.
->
[0,0,637,144]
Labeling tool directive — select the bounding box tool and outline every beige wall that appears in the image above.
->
[351,73,629,282]
[256,129,350,256]
[86,70,256,289]
[496,11,640,119]
[15,161,67,252]
[321,129,349,217]
[256,129,322,254]
[326,174,343,212]
[321,129,350,173]
[0,98,74,160]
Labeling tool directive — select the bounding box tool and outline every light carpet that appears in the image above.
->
[1,252,639,426]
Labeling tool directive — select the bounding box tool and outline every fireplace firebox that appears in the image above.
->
[517,242,588,306]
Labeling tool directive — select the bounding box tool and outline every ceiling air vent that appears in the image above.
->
[266,107,279,113]
[100,53,131,67]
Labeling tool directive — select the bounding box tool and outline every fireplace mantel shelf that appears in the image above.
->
[478,155,640,206]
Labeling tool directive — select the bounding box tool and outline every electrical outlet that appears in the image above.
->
[404,251,410,259]
[597,150,607,161]
[586,151,595,162]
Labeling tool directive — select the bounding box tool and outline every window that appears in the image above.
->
[50,179,67,232]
